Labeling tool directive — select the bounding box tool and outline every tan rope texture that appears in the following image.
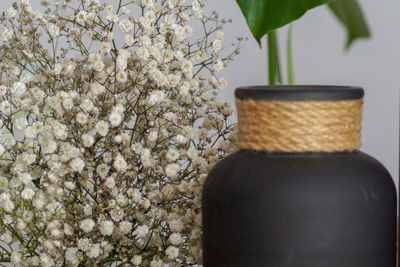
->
[236,98,363,152]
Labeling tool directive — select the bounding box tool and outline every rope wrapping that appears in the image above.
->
[235,98,363,152]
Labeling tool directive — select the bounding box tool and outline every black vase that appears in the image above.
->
[202,86,397,267]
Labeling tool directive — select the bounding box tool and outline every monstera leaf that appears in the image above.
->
[236,0,332,45]
[236,0,370,49]
[328,0,370,49]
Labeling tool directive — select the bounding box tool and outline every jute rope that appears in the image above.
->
[235,98,363,152]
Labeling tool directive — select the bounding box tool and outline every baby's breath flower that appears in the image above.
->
[0,0,240,265]
[114,153,128,173]
[21,188,35,200]
[165,246,179,259]
[119,19,133,33]
[109,112,123,127]
[96,121,109,136]
[70,158,85,172]
[116,71,128,83]
[49,24,60,37]
[99,220,114,236]
[134,224,149,238]
[80,218,95,233]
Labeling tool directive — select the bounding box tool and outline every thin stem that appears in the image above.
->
[287,24,295,85]
[267,30,282,85]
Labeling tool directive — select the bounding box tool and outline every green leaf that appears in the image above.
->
[328,0,371,49]
[236,0,332,45]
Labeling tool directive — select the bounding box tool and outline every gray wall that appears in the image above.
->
[206,0,399,189]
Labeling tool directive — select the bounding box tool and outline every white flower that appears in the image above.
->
[6,7,16,19]
[114,153,128,172]
[150,259,164,267]
[1,132,16,147]
[119,19,133,33]
[96,121,109,136]
[99,220,114,236]
[96,163,109,178]
[212,60,224,72]
[169,232,182,245]
[44,140,57,154]
[166,246,179,259]
[87,243,101,258]
[216,31,224,40]
[148,131,158,142]
[13,113,28,130]
[93,60,104,72]
[76,112,89,125]
[148,90,165,105]
[11,82,26,97]
[10,252,21,264]
[64,181,75,190]
[104,177,115,188]
[76,10,87,24]
[112,103,126,114]
[70,158,85,172]
[88,53,100,64]
[0,176,8,189]
[212,39,222,54]
[80,218,95,233]
[24,126,36,139]
[192,1,203,18]
[82,134,95,147]
[19,173,33,185]
[165,163,180,178]
[1,27,12,41]
[116,71,128,83]
[21,188,35,200]
[100,42,111,54]
[65,247,79,265]
[63,98,74,110]
[109,112,122,127]
[166,148,180,162]
[125,35,134,46]
[90,82,106,95]
[49,24,60,37]
[1,233,12,244]
[0,101,12,115]
[40,254,54,267]
[168,219,184,232]
[176,134,188,144]
[181,59,193,76]
[218,77,228,89]
[150,69,167,86]
[131,255,142,265]
[80,99,94,112]
[119,221,133,234]
[133,224,149,238]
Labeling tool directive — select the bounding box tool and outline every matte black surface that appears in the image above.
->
[202,150,397,267]
[235,85,364,101]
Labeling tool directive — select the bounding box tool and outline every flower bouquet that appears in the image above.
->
[0,0,241,266]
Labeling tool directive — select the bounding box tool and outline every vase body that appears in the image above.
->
[202,86,397,267]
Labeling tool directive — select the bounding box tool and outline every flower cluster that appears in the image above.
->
[0,0,241,266]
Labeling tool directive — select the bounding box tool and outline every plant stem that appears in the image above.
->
[267,30,282,85]
[287,24,295,85]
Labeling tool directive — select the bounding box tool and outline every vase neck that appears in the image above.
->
[235,98,363,153]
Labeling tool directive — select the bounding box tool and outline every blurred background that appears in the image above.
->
[205,0,399,189]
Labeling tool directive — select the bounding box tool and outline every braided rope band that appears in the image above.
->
[235,98,363,152]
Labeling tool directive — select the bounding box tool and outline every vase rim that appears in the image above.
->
[235,85,364,101]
